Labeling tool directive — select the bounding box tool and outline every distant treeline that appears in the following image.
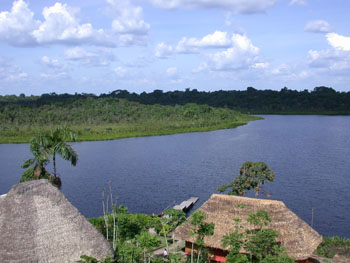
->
[1,86,349,114]
[103,86,350,115]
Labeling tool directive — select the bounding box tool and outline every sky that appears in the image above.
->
[0,0,349,95]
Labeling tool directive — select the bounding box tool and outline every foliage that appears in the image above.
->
[189,210,215,263]
[20,166,51,183]
[163,208,186,231]
[218,161,275,197]
[315,236,350,258]
[20,133,51,183]
[20,127,78,185]
[100,87,350,115]
[76,255,115,263]
[44,126,78,178]
[221,210,295,263]
[115,241,142,263]
[0,95,259,143]
[89,208,157,241]
[135,231,161,263]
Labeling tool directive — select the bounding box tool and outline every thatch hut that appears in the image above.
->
[0,180,113,263]
[174,194,322,262]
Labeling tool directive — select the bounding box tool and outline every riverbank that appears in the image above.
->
[0,120,258,143]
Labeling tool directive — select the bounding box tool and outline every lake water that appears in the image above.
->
[1,115,349,238]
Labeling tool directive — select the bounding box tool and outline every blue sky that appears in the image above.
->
[0,0,349,95]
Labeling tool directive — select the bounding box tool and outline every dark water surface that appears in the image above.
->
[1,115,350,237]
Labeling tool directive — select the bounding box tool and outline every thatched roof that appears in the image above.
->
[0,180,113,263]
[174,194,322,260]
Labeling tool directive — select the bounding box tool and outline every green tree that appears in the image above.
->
[45,127,78,179]
[136,231,160,263]
[217,161,275,197]
[221,210,295,263]
[189,210,215,263]
[20,127,78,185]
[21,134,51,182]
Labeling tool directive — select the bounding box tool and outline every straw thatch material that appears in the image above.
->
[174,194,322,260]
[0,180,113,263]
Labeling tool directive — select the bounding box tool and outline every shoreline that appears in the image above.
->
[0,118,261,144]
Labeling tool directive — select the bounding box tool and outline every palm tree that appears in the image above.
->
[21,134,51,182]
[21,127,78,186]
[46,127,78,179]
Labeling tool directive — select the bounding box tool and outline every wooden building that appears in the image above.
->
[174,194,322,262]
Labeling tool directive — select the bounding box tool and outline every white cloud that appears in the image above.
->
[41,56,62,69]
[148,0,276,14]
[64,47,115,66]
[207,34,259,71]
[308,49,350,71]
[114,66,127,77]
[107,0,150,46]
[108,0,149,35]
[177,31,232,51]
[155,42,174,58]
[0,0,39,46]
[252,62,269,69]
[326,33,350,51]
[32,3,110,46]
[304,20,331,33]
[155,31,250,57]
[192,62,208,73]
[39,55,68,79]
[0,0,150,47]
[307,32,350,74]
[289,0,307,6]
[0,56,28,82]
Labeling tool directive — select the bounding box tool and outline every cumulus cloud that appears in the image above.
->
[155,31,250,57]
[41,56,63,69]
[0,0,149,47]
[307,33,350,73]
[107,0,150,45]
[207,34,259,70]
[39,55,69,80]
[289,0,307,6]
[308,49,350,71]
[148,0,276,14]
[108,0,149,35]
[156,32,263,71]
[304,20,331,33]
[326,33,350,51]
[64,47,115,66]
[155,42,175,58]
[32,3,111,46]
[0,0,39,46]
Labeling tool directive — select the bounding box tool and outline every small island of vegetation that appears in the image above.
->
[0,94,260,143]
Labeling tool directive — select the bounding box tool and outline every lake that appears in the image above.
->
[1,115,349,238]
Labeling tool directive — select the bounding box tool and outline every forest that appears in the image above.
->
[0,96,258,143]
[103,86,350,114]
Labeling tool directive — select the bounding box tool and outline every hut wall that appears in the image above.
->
[185,241,228,262]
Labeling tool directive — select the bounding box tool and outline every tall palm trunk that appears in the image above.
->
[53,153,57,177]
